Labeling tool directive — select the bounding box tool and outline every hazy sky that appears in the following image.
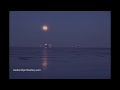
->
[9,11,111,47]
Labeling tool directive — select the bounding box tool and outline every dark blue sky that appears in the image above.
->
[9,11,111,47]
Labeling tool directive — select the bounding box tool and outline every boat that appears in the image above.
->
[48,44,52,48]
[44,44,52,48]
[39,44,41,47]
[76,45,80,48]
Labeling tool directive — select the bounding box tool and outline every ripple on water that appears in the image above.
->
[17,57,34,60]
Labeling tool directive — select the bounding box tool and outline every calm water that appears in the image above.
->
[9,47,111,79]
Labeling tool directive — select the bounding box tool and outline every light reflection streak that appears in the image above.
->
[42,48,48,70]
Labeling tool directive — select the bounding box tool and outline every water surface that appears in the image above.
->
[9,47,111,79]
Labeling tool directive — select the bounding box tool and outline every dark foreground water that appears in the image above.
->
[9,47,111,79]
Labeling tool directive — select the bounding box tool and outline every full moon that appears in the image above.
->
[42,26,48,31]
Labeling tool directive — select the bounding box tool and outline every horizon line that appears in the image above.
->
[9,46,111,48]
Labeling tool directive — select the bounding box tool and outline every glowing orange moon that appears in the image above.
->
[42,26,48,31]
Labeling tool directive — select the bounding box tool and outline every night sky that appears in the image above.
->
[9,11,111,48]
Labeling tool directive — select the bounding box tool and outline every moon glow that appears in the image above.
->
[42,26,48,31]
